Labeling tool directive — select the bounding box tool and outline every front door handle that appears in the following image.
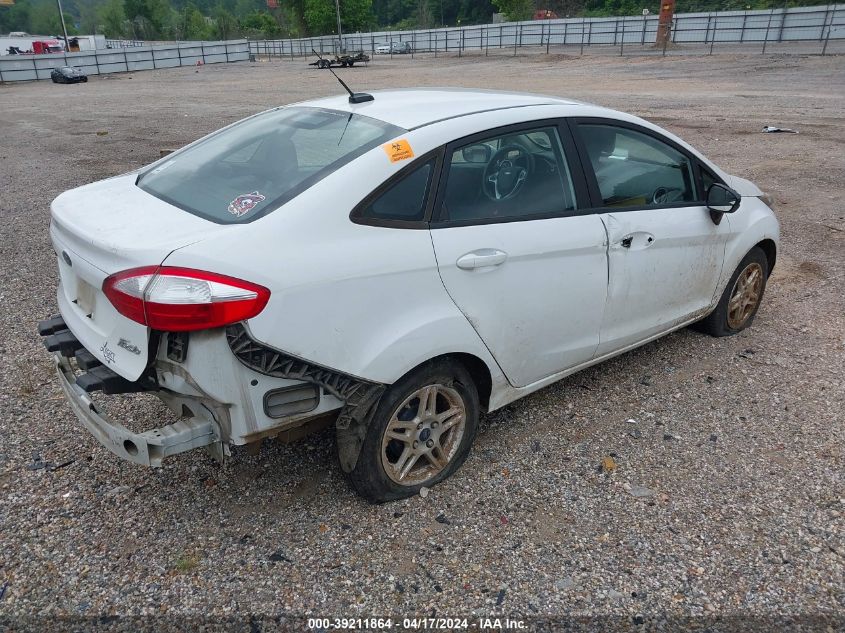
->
[620,235,633,248]
[456,249,508,270]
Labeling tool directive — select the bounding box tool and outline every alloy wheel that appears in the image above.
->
[727,262,764,329]
[380,384,466,486]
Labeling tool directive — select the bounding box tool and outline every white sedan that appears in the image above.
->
[40,89,779,502]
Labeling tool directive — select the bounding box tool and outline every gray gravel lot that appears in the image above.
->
[0,52,843,629]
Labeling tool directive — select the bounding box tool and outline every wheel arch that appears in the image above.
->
[715,207,779,303]
[392,352,494,413]
[756,238,777,277]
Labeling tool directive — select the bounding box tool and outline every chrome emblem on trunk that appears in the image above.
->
[117,338,142,356]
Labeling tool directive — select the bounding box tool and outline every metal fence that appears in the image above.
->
[249,4,845,59]
[105,39,150,48]
[0,40,250,82]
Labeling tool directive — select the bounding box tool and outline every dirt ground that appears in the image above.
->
[0,52,843,629]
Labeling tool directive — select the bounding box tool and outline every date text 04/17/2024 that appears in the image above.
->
[306,617,527,630]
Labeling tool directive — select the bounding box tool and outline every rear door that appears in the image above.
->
[429,121,608,388]
[571,119,730,356]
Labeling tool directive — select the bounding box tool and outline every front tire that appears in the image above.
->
[695,246,769,337]
[346,359,479,503]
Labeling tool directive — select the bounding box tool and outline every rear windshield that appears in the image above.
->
[137,107,404,224]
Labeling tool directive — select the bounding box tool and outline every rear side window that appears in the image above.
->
[357,159,434,222]
[580,124,697,208]
[138,107,403,224]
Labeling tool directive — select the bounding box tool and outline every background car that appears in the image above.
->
[40,89,778,502]
[390,41,412,54]
[374,43,390,54]
[50,66,87,84]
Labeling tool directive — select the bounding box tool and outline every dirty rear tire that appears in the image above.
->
[694,246,769,337]
[345,359,479,503]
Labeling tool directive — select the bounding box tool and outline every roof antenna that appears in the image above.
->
[312,49,374,104]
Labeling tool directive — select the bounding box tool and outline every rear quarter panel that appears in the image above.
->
[161,113,541,387]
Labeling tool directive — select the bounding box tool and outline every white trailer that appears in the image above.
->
[68,35,107,51]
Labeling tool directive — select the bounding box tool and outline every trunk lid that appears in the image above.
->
[50,174,224,380]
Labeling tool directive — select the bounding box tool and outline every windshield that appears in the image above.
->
[138,107,404,224]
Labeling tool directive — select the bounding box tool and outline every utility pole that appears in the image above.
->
[655,0,675,47]
[56,0,71,53]
[334,0,343,52]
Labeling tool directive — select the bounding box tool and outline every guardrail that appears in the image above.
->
[0,39,249,83]
[249,4,844,59]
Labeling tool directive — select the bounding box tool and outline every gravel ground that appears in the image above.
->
[0,53,843,630]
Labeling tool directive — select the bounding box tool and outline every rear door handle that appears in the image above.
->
[620,235,633,248]
[456,249,508,270]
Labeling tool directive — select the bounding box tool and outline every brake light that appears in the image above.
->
[103,266,270,332]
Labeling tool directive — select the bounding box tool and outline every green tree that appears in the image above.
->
[75,0,102,32]
[304,0,373,35]
[125,0,171,36]
[212,4,238,38]
[234,0,264,16]
[180,2,211,38]
[97,0,126,36]
[240,10,280,37]
[30,1,78,34]
[0,2,33,34]
[490,0,532,21]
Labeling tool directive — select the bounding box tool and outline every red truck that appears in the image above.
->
[33,40,64,54]
[3,38,64,55]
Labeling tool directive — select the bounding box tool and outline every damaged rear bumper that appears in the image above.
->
[41,314,220,467]
[53,353,219,466]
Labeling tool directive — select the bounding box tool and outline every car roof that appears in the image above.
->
[298,88,584,130]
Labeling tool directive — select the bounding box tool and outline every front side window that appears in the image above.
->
[439,126,577,223]
[580,124,697,208]
[701,168,718,195]
[138,107,403,224]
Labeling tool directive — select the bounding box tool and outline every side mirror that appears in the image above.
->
[707,183,741,214]
[462,144,492,164]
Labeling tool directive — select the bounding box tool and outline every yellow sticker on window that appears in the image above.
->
[383,139,415,163]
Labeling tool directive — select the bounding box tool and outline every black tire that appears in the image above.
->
[346,359,479,503]
[51,76,59,83]
[348,61,355,67]
[694,246,769,337]
[81,76,88,82]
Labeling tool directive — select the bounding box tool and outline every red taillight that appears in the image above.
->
[103,266,270,332]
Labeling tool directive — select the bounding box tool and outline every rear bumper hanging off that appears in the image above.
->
[53,354,218,466]
[39,315,219,467]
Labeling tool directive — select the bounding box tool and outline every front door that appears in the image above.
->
[572,120,730,356]
[430,122,608,388]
